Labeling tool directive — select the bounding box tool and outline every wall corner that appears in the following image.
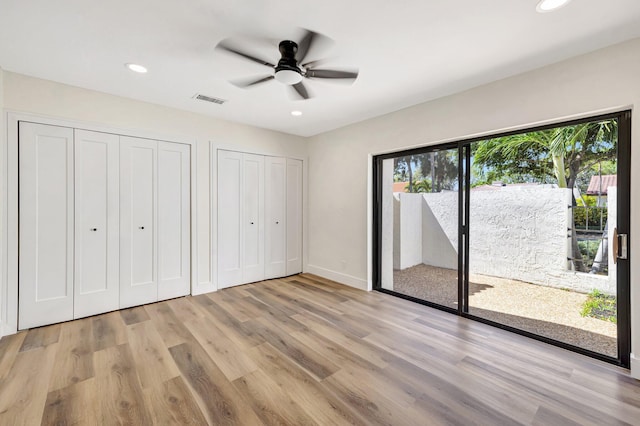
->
[631,353,640,380]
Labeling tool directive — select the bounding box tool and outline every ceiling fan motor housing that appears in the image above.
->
[276,40,301,72]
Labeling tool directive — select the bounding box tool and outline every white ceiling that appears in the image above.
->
[1,0,640,137]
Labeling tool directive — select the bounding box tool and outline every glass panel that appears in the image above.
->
[380,150,459,309]
[467,118,618,357]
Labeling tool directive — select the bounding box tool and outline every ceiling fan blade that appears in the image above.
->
[296,30,318,64]
[306,69,359,80]
[290,82,310,100]
[300,57,330,69]
[217,42,275,68]
[230,75,274,88]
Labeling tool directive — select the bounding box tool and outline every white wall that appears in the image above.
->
[1,71,307,333]
[396,188,615,294]
[307,37,640,377]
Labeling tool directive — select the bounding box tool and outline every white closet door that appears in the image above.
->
[265,156,287,279]
[286,158,303,275]
[18,122,74,329]
[242,153,265,283]
[120,136,158,308]
[217,150,243,288]
[74,130,120,319]
[157,141,191,300]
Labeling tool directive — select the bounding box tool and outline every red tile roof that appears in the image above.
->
[586,175,616,195]
[393,182,408,192]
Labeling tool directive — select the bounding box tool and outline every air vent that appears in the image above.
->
[193,94,227,105]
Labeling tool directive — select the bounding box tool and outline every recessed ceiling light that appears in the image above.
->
[536,0,571,13]
[125,63,148,73]
[291,110,302,116]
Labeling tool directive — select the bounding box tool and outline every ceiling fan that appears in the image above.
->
[215,29,359,100]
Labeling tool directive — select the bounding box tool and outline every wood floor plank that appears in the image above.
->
[41,377,99,426]
[321,369,424,426]
[248,342,368,425]
[194,298,265,349]
[184,315,259,381]
[19,324,61,352]
[145,301,195,348]
[145,376,209,426]
[0,343,58,425]
[232,368,318,426]
[165,297,207,323]
[48,317,95,391]
[169,341,263,426]
[92,311,127,351]
[245,317,339,380]
[244,286,299,316]
[291,312,391,368]
[0,331,26,382]
[120,305,151,325]
[126,320,181,389]
[93,344,153,425]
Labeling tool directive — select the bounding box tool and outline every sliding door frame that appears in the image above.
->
[372,110,631,368]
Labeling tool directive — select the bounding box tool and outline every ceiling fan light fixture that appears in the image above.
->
[275,69,303,85]
[536,0,571,13]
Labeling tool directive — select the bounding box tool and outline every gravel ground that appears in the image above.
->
[393,264,617,357]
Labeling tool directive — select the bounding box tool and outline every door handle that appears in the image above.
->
[613,227,628,263]
[139,226,145,230]
[90,228,98,231]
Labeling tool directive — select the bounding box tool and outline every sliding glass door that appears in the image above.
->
[378,147,460,310]
[373,111,631,367]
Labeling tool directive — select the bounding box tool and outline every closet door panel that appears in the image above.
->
[242,154,265,283]
[120,136,158,308]
[286,158,303,275]
[217,150,243,288]
[265,156,286,279]
[158,141,191,300]
[18,122,74,329]
[74,130,120,318]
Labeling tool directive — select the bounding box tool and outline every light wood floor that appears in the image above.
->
[0,274,638,425]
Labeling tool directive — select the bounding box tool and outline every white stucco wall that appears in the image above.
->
[397,193,423,269]
[395,186,615,294]
[421,193,458,270]
[306,37,640,377]
[469,187,571,288]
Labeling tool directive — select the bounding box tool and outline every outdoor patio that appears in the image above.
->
[393,264,617,357]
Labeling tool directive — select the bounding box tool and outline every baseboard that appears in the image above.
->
[191,282,216,296]
[631,353,640,380]
[305,264,369,291]
[1,322,17,338]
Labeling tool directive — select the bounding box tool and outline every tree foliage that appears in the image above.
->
[393,150,458,193]
[472,120,617,191]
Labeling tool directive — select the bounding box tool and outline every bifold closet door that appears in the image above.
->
[242,153,265,283]
[217,150,265,288]
[217,150,243,288]
[265,156,287,279]
[18,122,75,329]
[157,141,191,300]
[120,136,158,308]
[286,158,303,275]
[74,129,120,319]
